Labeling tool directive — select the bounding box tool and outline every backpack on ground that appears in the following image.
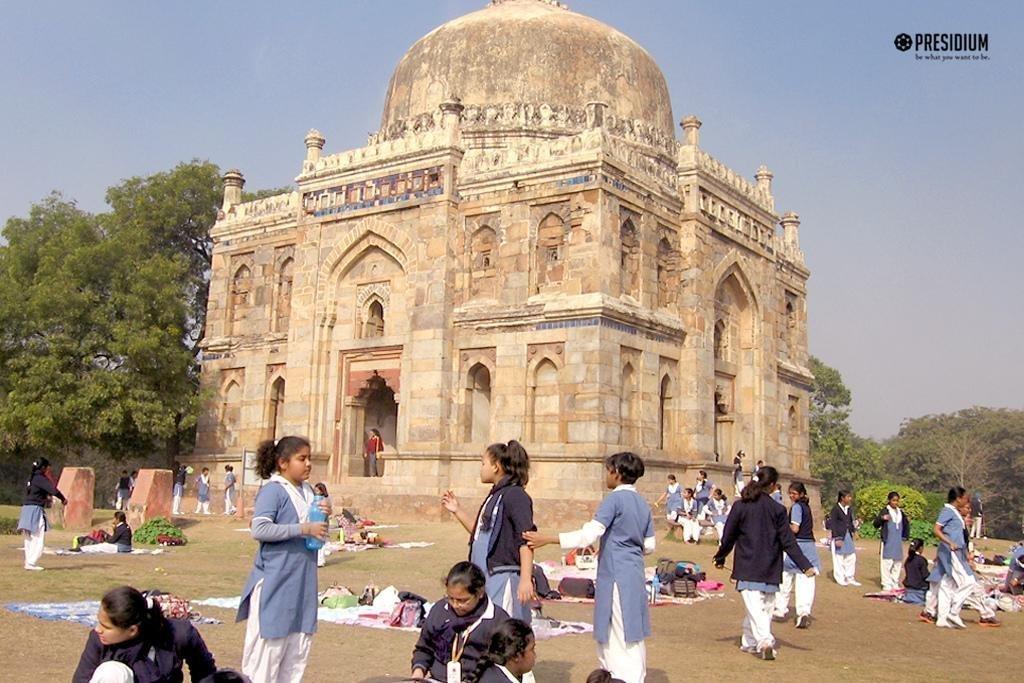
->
[532,564,560,599]
[559,577,595,599]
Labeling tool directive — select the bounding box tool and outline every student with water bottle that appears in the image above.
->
[237,436,331,683]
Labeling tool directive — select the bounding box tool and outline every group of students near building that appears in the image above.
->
[13,443,1020,682]
[171,462,238,516]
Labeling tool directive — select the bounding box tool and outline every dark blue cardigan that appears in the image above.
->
[713,494,813,584]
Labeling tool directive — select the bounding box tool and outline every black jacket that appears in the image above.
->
[412,598,509,682]
[23,472,66,507]
[714,494,813,584]
[903,554,930,590]
[109,523,133,547]
[829,504,856,540]
[872,507,911,543]
[72,618,216,683]
[469,479,537,574]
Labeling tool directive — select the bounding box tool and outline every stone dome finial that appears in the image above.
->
[222,169,245,211]
[304,129,326,164]
[680,115,702,145]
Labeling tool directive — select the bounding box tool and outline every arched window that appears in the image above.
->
[268,377,285,441]
[536,213,566,290]
[470,226,497,298]
[221,380,242,448]
[530,359,560,442]
[656,237,676,309]
[620,219,639,298]
[658,375,672,450]
[229,265,252,336]
[464,363,492,442]
[363,300,385,338]
[619,363,638,445]
[274,258,294,333]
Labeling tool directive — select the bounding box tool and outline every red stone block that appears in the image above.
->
[55,467,95,531]
[128,469,173,528]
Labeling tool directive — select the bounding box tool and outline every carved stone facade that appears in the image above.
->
[190,0,816,517]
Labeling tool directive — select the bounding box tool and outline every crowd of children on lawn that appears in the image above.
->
[14,439,1024,683]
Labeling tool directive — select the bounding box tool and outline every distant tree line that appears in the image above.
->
[809,356,1023,539]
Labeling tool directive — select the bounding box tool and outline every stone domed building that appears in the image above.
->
[191,0,816,517]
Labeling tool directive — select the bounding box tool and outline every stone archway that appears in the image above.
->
[355,373,398,476]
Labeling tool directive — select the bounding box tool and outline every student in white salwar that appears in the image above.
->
[928,486,976,629]
[525,452,655,683]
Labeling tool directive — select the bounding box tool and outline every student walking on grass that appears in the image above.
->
[772,482,821,628]
[442,440,538,623]
[873,491,910,591]
[713,466,815,661]
[17,457,67,571]
[829,490,861,586]
[524,452,655,683]
[237,436,330,682]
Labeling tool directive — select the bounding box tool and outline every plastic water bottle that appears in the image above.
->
[306,495,327,551]
[650,574,660,604]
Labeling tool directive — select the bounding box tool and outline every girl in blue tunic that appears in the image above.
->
[713,467,814,661]
[237,436,330,683]
[772,482,821,628]
[705,488,731,543]
[524,452,655,683]
[442,441,537,624]
[17,457,67,571]
[654,474,683,541]
[872,491,910,591]
[194,467,212,515]
[927,486,976,629]
[828,490,861,586]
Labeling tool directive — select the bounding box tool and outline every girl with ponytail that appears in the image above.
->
[238,435,331,681]
[442,440,538,623]
[17,457,66,571]
[466,619,537,683]
[72,585,216,682]
[771,482,821,629]
[712,466,815,660]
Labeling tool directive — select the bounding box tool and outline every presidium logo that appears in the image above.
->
[894,32,990,61]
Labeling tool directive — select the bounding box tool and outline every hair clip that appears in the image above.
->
[752,474,760,483]
[146,596,155,609]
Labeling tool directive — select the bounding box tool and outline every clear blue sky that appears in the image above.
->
[1,1,1021,438]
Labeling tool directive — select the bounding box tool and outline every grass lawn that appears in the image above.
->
[1,504,1019,681]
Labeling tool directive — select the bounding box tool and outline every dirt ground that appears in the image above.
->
[0,505,1019,682]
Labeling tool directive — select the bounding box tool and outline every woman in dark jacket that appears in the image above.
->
[16,457,66,571]
[73,586,217,683]
[713,466,813,661]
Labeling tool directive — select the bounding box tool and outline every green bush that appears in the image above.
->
[855,482,927,526]
[921,492,945,523]
[134,517,186,545]
[910,518,938,546]
[0,517,19,535]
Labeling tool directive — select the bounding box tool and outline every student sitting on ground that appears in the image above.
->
[72,585,216,683]
[109,511,133,552]
[411,561,510,682]
[466,618,536,683]
[1006,545,1024,595]
[902,539,930,604]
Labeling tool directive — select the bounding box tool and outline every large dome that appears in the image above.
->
[380,0,675,138]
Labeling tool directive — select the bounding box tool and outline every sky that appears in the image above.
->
[1,1,1021,438]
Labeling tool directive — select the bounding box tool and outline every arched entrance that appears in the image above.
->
[357,373,398,476]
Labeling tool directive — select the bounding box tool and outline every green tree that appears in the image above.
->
[807,356,884,500]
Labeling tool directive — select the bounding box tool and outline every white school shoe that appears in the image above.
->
[848,579,862,587]
[24,564,43,571]
[947,614,967,629]
[740,644,758,654]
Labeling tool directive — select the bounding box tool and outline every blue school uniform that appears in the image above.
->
[771,489,784,505]
[665,483,683,513]
[593,486,655,644]
[882,517,905,560]
[196,475,210,503]
[237,479,319,639]
[694,479,712,509]
[783,502,821,572]
[707,498,730,525]
[469,478,536,623]
[927,505,973,583]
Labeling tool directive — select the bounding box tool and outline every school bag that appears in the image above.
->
[142,590,193,620]
[575,546,598,570]
[388,596,426,628]
[559,577,595,599]
[532,564,560,599]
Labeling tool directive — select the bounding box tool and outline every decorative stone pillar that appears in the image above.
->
[586,101,608,129]
[54,467,95,531]
[304,129,325,166]
[222,169,245,212]
[755,165,775,212]
[780,211,802,254]
[680,115,702,146]
[127,469,173,528]
[440,96,464,128]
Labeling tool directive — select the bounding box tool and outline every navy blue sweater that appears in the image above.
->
[23,472,66,507]
[72,618,216,683]
[714,494,813,584]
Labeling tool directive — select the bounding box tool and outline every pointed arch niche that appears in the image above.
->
[712,266,759,461]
